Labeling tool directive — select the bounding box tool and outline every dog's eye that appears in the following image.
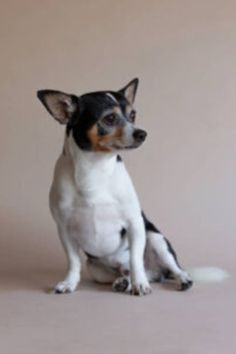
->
[128,110,136,123]
[102,113,117,126]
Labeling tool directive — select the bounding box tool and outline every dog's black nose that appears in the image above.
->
[133,129,147,143]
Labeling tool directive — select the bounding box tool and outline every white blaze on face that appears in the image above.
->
[106,93,119,104]
[121,122,136,147]
[105,92,138,149]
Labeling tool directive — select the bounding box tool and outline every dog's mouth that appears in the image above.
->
[113,142,144,150]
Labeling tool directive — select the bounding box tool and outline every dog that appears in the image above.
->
[37,78,193,296]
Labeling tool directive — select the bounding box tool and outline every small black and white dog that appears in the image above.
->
[37,79,193,296]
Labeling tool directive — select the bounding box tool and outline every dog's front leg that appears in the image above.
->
[128,216,152,296]
[54,225,81,294]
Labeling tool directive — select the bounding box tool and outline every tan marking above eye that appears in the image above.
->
[112,106,122,115]
[125,105,133,116]
[87,124,124,152]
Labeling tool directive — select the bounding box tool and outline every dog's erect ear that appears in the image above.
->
[118,78,139,104]
[37,90,78,124]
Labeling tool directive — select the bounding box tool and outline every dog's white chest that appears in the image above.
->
[50,147,139,258]
[67,203,124,257]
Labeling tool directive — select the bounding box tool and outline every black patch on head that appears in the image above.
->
[117,155,122,162]
[109,91,129,117]
[141,211,161,233]
[66,91,128,151]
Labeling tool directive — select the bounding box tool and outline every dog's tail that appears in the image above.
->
[187,266,230,283]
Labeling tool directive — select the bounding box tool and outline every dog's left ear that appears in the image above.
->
[118,78,139,104]
[37,90,78,124]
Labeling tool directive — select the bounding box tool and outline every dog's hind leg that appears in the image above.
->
[145,231,193,291]
[87,259,132,293]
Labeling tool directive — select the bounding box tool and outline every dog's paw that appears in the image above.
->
[179,279,193,291]
[53,280,77,294]
[131,280,152,296]
[177,271,193,291]
[112,276,131,293]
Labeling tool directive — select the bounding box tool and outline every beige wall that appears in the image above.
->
[1,0,236,272]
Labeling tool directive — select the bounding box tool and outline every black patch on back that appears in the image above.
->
[164,237,181,268]
[117,155,122,162]
[141,211,161,233]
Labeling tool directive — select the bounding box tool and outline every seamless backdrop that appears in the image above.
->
[0,1,236,353]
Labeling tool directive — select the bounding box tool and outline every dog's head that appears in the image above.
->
[37,79,147,152]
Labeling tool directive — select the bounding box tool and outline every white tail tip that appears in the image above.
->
[187,267,230,283]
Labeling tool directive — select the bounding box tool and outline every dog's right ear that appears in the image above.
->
[37,90,78,124]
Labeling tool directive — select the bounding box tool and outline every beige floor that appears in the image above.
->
[1,261,235,354]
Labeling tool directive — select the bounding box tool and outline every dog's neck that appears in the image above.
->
[64,134,117,194]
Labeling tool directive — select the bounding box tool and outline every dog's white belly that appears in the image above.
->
[67,204,125,257]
